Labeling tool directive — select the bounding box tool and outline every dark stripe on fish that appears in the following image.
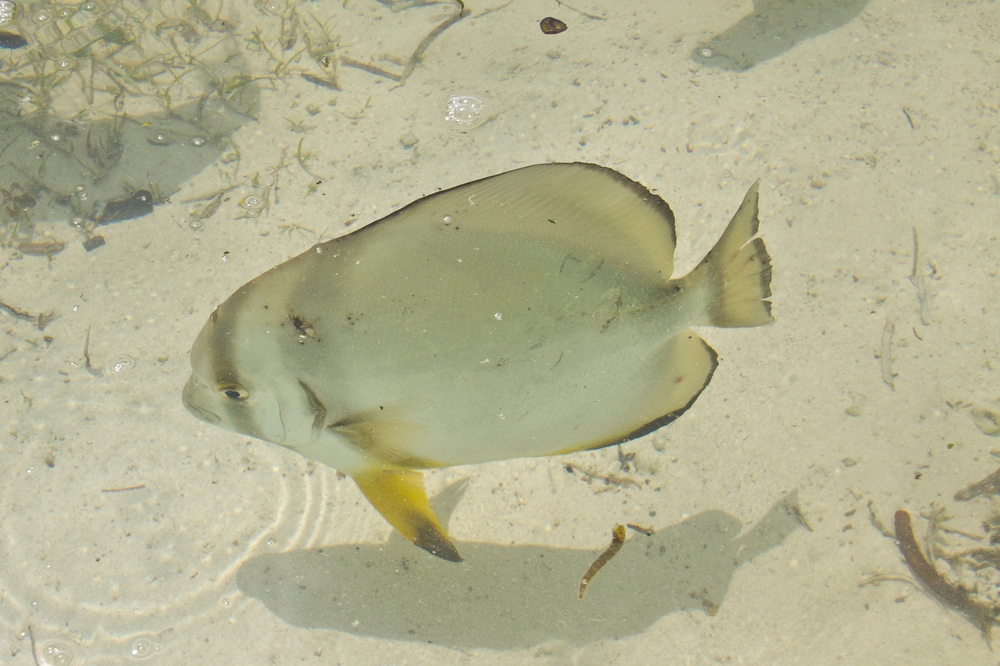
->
[298,379,328,435]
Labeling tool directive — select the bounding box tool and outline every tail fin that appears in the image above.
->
[691,182,773,327]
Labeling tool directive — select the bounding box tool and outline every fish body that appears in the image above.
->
[183,163,773,561]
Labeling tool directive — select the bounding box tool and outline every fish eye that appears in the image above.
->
[214,381,249,400]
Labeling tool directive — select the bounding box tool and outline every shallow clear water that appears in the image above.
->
[1,0,999,663]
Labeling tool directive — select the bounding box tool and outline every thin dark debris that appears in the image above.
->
[301,72,340,90]
[564,462,641,490]
[16,241,65,257]
[0,299,56,330]
[578,524,626,599]
[894,509,997,640]
[626,523,654,536]
[955,467,1000,501]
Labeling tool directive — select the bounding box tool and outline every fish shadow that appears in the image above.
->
[236,485,802,650]
[691,0,870,71]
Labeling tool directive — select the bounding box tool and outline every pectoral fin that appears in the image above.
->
[352,466,462,562]
[329,412,438,468]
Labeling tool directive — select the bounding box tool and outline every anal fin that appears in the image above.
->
[352,466,462,562]
[550,328,719,454]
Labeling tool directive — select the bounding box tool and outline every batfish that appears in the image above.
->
[183,163,773,562]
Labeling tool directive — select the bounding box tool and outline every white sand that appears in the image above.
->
[1,0,999,663]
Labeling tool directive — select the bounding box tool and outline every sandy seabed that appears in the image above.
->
[1,0,999,664]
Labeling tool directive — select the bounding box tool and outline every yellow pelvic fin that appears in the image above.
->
[352,466,462,562]
[688,181,774,328]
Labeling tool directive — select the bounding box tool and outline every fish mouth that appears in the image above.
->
[182,376,220,424]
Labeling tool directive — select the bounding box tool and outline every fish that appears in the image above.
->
[183,163,773,562]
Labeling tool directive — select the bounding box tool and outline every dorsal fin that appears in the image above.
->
[368,163,679,282]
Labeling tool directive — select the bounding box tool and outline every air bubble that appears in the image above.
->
[190,136,207,147]
[243,208,260,218]
[443,215,451,222]
[129,637,154,659]
[81,2,98,11]
[56,6,75,18]
[49,133,62,142]
[39,641,74,666]
[697,47,714,59]
[32,9,51,23]
[441,93,489,132]
[494,312,502,321]
[147,130,174,146]
[109,355,137,374]
[264,0,283,14]
[188,218,204,231]
[267,538,277,546]
[54,57,76,70]
[0,0,17,27]
[240,195,263,209]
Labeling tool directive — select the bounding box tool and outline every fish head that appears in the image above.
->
[182,368,287,445]
[182,301,290,445]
